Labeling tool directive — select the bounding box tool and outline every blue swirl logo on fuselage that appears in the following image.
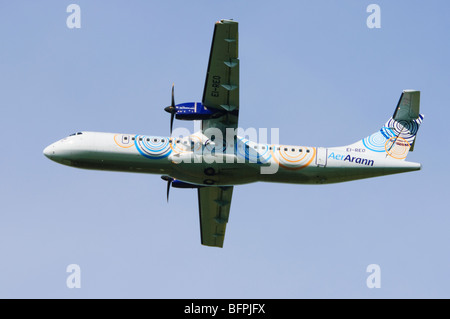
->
[135,135,172,159]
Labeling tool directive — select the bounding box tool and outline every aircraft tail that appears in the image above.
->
[347,90,424,160]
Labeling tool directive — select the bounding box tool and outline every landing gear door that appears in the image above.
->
[316,147,328,167]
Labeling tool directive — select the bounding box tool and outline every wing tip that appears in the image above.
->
[217,19,237,25]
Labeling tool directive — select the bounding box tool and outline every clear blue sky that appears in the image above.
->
[1,0,449,298]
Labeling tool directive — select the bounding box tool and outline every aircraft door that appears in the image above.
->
[316,147,327,167]
[122,135,130,144]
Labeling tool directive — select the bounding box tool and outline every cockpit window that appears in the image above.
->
[69,132,83,136]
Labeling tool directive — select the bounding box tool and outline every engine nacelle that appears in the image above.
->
[171,179,203,189]
[174,102,222,120]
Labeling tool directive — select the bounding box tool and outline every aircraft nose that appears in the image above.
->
[43,144,54,159]
[43,140,75,165]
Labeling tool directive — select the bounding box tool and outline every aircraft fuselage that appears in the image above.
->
[43,131,421,186]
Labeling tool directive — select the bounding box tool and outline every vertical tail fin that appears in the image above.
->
[391,90,422,152]
[348,90,424,160]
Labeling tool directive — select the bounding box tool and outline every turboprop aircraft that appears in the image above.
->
[43,19,424,248]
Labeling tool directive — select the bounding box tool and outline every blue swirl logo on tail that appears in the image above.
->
[362,115,423,155]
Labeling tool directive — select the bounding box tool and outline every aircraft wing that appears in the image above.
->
[195,20,239,248]
[197,186,233,248]
[202,19,239,131]
[198,20,239,247]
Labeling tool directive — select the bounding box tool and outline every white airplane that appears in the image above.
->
[44,20,424,248]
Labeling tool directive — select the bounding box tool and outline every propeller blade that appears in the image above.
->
[163,83,176,135]
[171,83,175,107]
[161,175,173,202]
[170,112,175,135]
[166,179,171,202]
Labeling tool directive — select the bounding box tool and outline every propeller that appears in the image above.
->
[164,83,176,135]
[161,84,176,202]
[161,175,173,202]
